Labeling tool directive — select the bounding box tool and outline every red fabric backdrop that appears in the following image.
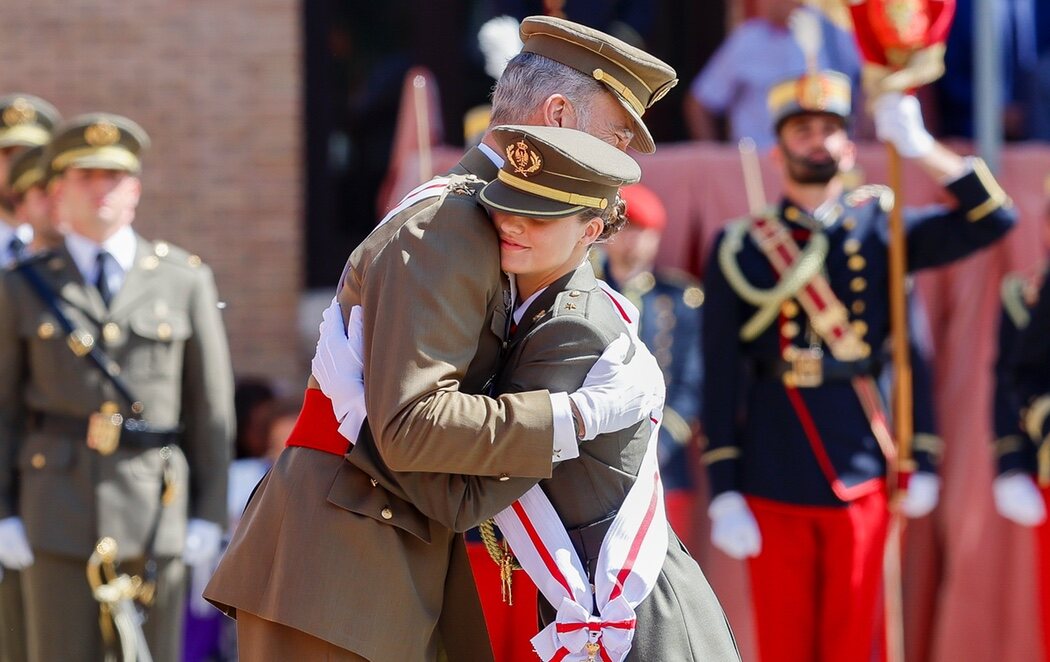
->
[385,141,1050,662]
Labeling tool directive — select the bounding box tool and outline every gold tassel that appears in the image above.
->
[478,519,521,604]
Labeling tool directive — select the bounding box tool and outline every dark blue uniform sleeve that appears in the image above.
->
[993,301,1037,476]
[1012,275,1050,442]
[701,232,744,496]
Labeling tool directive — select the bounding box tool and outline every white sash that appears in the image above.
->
[493,287,668,662]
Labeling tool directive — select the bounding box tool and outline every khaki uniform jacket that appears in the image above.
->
[0,236,234,560]
[206,149,564,662]
[387,263,740,660]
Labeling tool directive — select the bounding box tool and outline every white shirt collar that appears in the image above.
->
[478,142,505,168]
[65,225,138,282]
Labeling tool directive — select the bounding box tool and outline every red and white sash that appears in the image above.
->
[494,287,668,662]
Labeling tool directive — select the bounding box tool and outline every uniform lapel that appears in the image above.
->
[47,242,108,322]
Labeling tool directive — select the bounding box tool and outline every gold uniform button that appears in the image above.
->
[498,473,510,482]
[568,290,580,298]
[844,238,861,255]
[781,300,799,318]
[781,321,800,339]
[37,322,55,339]
[785,206,800,221]
[843,217,857,230]
[157,322,172,340]
[102,322,121,343]
[31,453,46,469]
[848,255,866,271]
[852,300,866,315]
[852,320,869,336]
[188,255,202,268]
[380,507,393,520]
[850,277,867,293]
[140,255,160,270]
[154,242,170,257]
[858,343,872,358]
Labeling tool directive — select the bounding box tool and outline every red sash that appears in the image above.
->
[285,388,349,456]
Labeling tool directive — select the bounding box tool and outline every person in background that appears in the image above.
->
[683,0,859,150]
[595,183,705,548]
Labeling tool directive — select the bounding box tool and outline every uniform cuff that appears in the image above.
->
[549,392,580,463]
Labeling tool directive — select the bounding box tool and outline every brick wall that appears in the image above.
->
[0,0,305,386]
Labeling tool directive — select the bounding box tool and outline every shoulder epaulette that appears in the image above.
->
[845,184,894,211]
[149,240,203,270]
[551,287,592,319]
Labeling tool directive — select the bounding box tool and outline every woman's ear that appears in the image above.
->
[542,94,578,128]
[581,217,604,245]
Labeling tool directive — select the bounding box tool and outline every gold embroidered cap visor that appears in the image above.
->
[520,16,678,154]
[768,70,852,131]
[479,124,641,219]
[45,112,151,175]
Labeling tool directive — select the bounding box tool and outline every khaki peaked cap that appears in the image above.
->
[520,16,677,154]
[0,94,61,149]
[7,145,47,194]
[45,112,150,174]
[480,125,641,218]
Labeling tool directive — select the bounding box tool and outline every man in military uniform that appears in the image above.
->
[0,95,60,267]
[0,113,234,662]
[701,71,1015,661]
[207,17,682,661]
[7,146,62,255]
[991,181,1050,659]
[596,182,705,547]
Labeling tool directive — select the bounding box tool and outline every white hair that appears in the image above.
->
[490,52,604,128]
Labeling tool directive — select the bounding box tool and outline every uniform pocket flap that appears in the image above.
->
[129,310,191,341]
[18,437,75,472]
[326,461,432,543]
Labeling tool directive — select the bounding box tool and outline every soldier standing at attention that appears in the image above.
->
[0,95,61,267]
[992,180,1050,661]
[0,113,234,662]
[0,93,60,662]
[596,182,706,547]
[701,71,1015,661]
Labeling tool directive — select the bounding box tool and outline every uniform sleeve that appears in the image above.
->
[700,233,744,496]
[0,273,25,520]
[902,163,1017,271]
[360,198,556,478]
[366,315,607,532]
[666,301,703,426]
[993,303,1036,476]
[1012,276,1050,443]
[180,265,234,526]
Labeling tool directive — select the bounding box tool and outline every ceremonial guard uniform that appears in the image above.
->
[596,183,705,547]
[994,262,1050,659]
[702,71,1015,661]
[206,17,679,662]
[0,114,234,662]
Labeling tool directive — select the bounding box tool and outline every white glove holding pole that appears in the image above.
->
[0,517,33,570]
[993,473,1047,527]
[568,334,666,441]
[708,491,762,559]
[311,298,368,442]
[900,471,940,518]
[872,92,935,158]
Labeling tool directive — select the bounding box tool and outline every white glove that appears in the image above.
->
[568,334,666,441]
[311,297,367,442]
[0,517,33,570]
[900,472,940,518]
[708,491,762,560]
[993,473,1047,527]
[872,92,935,158]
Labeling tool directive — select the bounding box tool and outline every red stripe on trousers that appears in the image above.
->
[746,488,889,662]
[1039,487,1050,662]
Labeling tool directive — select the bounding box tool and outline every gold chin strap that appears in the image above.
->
[591,68,645,117]
[497,170,608,210]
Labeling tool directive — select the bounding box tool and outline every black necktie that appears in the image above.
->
[95,251,114,306]
[7,235,25,262]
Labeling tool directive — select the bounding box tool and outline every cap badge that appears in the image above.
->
[3,98,37,127]
[505,140,542,178]
[85,121,120,147]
